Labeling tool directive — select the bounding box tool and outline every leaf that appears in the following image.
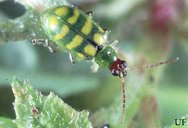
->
[0,117,17,128]
[11,77,93,128]
[0,10,46,45]
[0,0,70,45]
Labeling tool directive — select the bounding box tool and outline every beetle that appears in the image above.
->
[39,5,127,77]
[32,5,179,122]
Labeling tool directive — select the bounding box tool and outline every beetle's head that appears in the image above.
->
[109,58,127,77]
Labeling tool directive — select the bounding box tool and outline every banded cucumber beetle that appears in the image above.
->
[32,4,179,122]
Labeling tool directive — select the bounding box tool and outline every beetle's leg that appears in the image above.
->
[31,39,56,53]
[69,53,77,64]
[43,40,56,53]
[91,62,99,73]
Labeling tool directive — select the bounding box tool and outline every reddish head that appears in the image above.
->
[109,59,127,77]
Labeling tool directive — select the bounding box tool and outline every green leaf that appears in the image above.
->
[0,10,46,45]
[0,117,17,128]
[11,77,93,128]
[0,0,70,45]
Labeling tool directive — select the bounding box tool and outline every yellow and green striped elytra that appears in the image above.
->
[41,6,107,60]
[41,5,128,77]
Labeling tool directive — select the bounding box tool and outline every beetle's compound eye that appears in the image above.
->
[121,61,127,69]
[111,69,120,76]
[119,70,127,78]
[101,123,110,128]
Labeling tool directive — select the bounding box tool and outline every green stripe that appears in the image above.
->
[58,27,77,46]
[77,9,105,46]
[87,24,101,42]
[49,7,75,47]
[70,9,86,36]
[75,40,95,59]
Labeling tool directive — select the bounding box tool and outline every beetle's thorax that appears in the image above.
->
[94,46,127,77]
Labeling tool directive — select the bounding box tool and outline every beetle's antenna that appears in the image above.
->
[117,57,179,123]
[126,57,179,71]
[119,74,126,123]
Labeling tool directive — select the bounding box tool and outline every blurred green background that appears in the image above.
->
[0,0,188,127]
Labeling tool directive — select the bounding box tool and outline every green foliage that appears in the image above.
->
[12,77,92,128]
[0,0,70,45]
[0,117,17,128]
[0,10,45,44]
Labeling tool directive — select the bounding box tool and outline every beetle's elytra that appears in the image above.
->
[41,6,107,59]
